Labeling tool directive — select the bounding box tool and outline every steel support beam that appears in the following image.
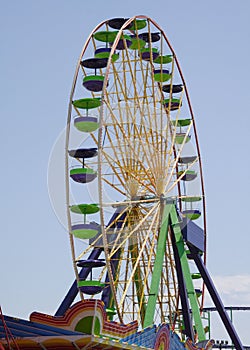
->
[170,206,206,341]
[170,228,194,341]
[55,209,125,316]
[188,244,244,350]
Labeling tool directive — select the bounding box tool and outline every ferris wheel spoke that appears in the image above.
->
[162,110,183,172]
[132,124,163,184]
[128,238,147,323]
[167,156,199,196]
[109,60,131,104]
[108,202,159,257]
[117,204,160,310]
[90,132,130,194]
[101,149,129,192]
[136,210,161,319]
[164,120,194,193]
[75,232,104,261]
[123,51,150,117]
[102,129,148,195]
[107,210,131,251]
[103,124,158,195]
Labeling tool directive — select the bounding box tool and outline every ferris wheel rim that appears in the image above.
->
[65,14,207,332]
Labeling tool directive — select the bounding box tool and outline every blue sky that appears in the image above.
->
[1,0,250,345]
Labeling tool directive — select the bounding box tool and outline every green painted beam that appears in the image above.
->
[143,204,171,328]
[169,206,206,341]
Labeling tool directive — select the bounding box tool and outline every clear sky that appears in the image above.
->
[1,0,250,345]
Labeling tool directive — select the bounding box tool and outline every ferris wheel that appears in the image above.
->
[65,15,207,341]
